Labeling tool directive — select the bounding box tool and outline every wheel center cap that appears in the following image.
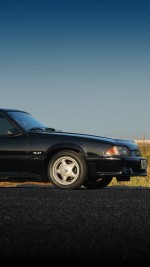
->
[61,165,69,174]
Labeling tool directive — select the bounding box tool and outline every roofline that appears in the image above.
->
[0,108,29,113]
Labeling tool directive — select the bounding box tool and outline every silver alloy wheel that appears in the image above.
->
[52,156,80,185]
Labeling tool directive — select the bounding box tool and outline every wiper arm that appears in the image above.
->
[28,127,45,132]
[28,127,61,133]
[45,127,61,132]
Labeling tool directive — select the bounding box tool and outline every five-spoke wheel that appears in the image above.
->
[48,151,88,189]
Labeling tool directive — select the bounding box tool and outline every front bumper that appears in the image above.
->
[87,156,148,179]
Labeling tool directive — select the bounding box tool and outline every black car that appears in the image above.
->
[0,108,148,189]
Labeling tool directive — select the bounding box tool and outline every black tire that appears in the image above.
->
[83,177,113,189]
[48,151,88,189]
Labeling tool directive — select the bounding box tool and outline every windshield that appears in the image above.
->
[9,111,47,131]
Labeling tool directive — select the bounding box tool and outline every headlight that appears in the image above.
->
[105,146,130,156]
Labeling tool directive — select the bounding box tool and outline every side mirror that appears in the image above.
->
[7,128,22,137]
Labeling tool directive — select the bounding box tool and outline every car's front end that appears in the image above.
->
[87,139,147,181]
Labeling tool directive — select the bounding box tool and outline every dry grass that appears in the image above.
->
[0,180,52,187]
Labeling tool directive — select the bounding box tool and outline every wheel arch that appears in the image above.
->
[44,144,87,171]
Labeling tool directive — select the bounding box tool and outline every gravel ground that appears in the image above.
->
[0,186,150,266]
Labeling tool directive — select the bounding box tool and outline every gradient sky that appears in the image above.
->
[0,0,150,139]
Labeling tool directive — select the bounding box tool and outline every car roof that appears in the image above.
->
[0,108,28,113]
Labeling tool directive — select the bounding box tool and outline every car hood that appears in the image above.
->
[63,133,138,150]
[30,130,114,143]
[36,130,137,149]
[59,132,114,141]
[114,138,138,150]
[29,129,138,150]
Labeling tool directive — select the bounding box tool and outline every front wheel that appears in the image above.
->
[83,177,113,189]
[48,151,88,189]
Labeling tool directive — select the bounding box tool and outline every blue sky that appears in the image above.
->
[0,0,150,139]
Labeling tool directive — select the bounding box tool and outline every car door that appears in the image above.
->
[0,113,30,172]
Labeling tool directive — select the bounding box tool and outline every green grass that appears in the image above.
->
[109,145,150,187]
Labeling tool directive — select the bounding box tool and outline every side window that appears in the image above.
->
[0,114,15,135]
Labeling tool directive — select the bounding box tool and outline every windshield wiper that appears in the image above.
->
[28,127,45,132]
[28,127,61,132]
[45,127,61,132]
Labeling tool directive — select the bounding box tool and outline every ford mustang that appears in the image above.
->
[0,109,148,189]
